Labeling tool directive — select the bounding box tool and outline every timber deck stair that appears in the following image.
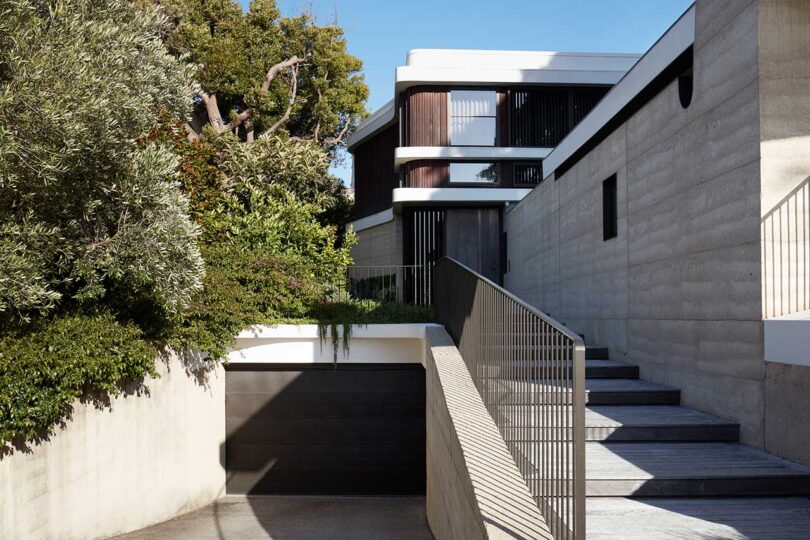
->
[504,345,810,538]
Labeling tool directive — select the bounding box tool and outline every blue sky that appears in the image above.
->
[241,0,693,184]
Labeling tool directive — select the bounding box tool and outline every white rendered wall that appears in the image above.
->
[230,324,442,367]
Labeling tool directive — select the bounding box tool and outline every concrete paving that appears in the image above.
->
[115,495,433,540]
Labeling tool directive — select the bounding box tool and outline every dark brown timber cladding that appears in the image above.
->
[352,123,398,219]
[405,87,448,146]
[406,161,544,188]
[406,160,449,187]
[225,364,426,495]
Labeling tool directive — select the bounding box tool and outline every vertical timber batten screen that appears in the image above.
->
[433,257,586,540]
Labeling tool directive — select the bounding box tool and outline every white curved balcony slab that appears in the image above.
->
[392,187,532,209]
[394,146,552,168]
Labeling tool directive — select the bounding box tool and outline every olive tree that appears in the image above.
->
[0,0,205,324]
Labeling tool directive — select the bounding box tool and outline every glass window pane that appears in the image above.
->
[450,90,497,117]
[450,117,496,146]
[450,90,497,146]
[449,162,498,183]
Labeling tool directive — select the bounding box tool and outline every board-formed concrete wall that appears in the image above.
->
[0,353,226,540]
[351,217,401,267]
[505,0,768,445]
[757,0,810,468]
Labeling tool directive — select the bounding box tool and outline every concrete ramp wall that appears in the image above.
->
[424,326,551,540]
[0,352,226,540]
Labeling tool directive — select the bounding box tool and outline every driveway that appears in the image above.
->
[115,495,433,540]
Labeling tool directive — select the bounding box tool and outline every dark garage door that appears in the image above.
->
[225,364,426,495]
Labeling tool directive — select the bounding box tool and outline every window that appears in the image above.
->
[449,162,498,184]
[678,68,693,109]
[450,90,497,146]
[513,162,544,185]
[603,174,618,240]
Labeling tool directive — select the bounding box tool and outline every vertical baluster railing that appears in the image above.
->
[433,257,586,540]
[762,178,810,318]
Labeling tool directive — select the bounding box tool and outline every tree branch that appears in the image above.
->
[265,65,300,136]
[183,122,200,142]
[323,118,352,146]
[199,90,225,132]
[222,54,310,135]
[260,54,309,94]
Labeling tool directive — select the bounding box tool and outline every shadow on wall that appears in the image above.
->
[222,363,426,497]
[762,176,810,319]
[1,349,219,458]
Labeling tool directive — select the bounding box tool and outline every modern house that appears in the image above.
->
[345,1,810,538]
[11,2,810,539]
[346,49,640,283]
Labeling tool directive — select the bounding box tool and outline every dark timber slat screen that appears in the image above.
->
[352,123,398,219]
[509,86,609,147]
[406,160,450,188]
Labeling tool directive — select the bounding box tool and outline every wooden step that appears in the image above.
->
[586,379,680,405]
[585,360,638,379]
[587,497,810,539]
[584,442,810,497]
[491,378,680,405]
[586,346,609,359]
[499,405,739,442]
[503,359,639,379]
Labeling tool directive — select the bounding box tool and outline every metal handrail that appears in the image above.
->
[433,256,586,540]
[327,264,434,306]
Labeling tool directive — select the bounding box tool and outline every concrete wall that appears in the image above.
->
[425,327,551,540]
[757,0,810,468]
[351,217,402,266]
[506,0,768,445]
[0,353,226,540]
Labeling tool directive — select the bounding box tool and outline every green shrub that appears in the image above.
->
[0,313,157,446]
[307,300,434,325]
[167,243,324,360]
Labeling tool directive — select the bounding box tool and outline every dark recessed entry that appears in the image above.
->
[603,174,618,241]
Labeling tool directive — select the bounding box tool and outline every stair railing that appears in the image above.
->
[433,257,586,540]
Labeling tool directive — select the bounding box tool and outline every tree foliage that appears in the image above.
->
[155,0,369,146]
[0,0,366,449]
[163,124,357,359]
[0,0,204,325]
